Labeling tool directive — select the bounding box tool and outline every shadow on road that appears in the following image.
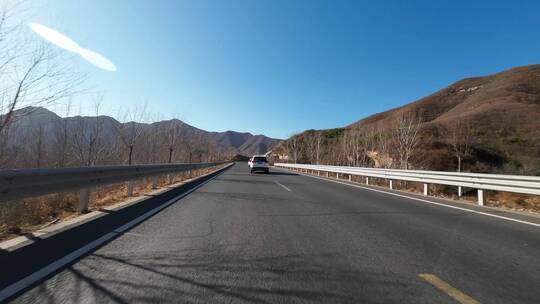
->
[15,245,432,303]
[266,171,298,176]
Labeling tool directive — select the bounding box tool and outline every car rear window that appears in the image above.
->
[253,157,267,162]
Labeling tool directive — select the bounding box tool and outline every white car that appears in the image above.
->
[249,155,269,174]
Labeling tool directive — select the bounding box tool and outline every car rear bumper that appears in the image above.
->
[251,166,269,171]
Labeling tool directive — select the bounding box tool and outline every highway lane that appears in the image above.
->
[9,162,540,303]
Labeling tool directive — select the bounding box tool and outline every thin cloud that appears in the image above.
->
[28,22,117,72]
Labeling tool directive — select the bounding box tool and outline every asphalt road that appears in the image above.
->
[8,162,540,303]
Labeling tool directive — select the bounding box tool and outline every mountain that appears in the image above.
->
[238,134,281,156]
[0,107,280,168]
[209,131,281,156]
[349,64,540,131]
[272,64,540,175]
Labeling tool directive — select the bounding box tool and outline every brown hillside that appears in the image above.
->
[349,64,540,130]
[274,64,540,175]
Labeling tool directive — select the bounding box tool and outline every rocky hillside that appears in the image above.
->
[273,64,540,175]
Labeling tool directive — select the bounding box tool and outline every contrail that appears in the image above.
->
[28,22,117,72]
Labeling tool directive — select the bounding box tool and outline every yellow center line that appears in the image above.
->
[419,273,480,304]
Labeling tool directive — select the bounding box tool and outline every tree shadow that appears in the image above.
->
[14,247,441,303]
[266,171,298,176]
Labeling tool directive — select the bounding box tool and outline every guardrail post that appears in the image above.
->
[152,176,158,189]
[389,180,393,189]
[78,188,90,213]
[423,183,428,195]
[477,189,485,205]
[349,175,352,182]
[127,180,134,196]
[326,171,329,177]
[365,177,369,185]
[458,186,462,198]
[337,173,340,179]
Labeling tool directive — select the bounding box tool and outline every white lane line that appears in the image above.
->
[279,168,540,228]
[0,167,230,302]
[274,180,292,192]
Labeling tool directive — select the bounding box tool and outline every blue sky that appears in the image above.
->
[32,0,540,139]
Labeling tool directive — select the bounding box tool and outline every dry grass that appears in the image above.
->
[0,166,225,242]
[486,192,540,213]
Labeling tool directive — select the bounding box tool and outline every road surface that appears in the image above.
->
[7,163,540,303]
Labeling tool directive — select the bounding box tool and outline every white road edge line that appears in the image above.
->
[274,180,292,192]
[279,168,540,228]
[0,166,231,302]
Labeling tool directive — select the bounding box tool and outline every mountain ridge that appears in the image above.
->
[1,107,281,167]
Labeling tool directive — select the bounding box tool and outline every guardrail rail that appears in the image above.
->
[0,161,229,213]
[274,163,540,205]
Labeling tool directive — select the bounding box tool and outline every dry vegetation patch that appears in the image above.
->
[486,192,540,213]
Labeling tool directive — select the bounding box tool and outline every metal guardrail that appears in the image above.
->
[274,163,540,205]
[0,161,229,212]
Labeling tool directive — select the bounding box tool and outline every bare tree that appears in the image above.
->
[315,132,322,165]
[144,123,161,163]
[183,133,193,163]
[440,120,473,172]
[373,128,393,168]
[340,130,352,166]
[351,128,375,167]
[71,106,90,166]
[70,96,106,166]
[0,1,83,134]
[29,122,46,168]
[394,111,423,170]
[114,105,147,165]
[165,121,182,163]
[305,132,316,164]
[53,99,72,167]
[288,135,301,163]
[0,121,18,168]
[88,95,107,165]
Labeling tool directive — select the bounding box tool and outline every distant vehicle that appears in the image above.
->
[249,155,269,174]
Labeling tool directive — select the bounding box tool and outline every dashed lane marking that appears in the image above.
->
[274,180,292,192]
